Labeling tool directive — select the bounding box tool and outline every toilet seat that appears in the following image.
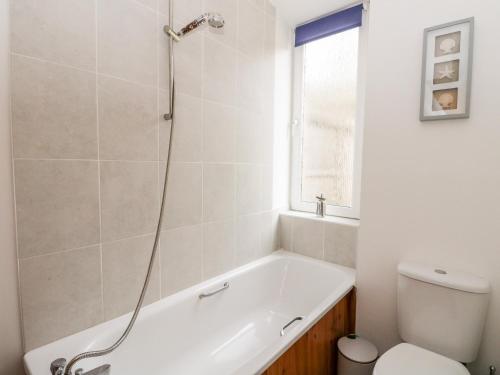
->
[373,343,470,375]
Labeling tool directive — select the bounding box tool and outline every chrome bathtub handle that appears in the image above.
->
[199,282,229,299]
[280,316,304,336]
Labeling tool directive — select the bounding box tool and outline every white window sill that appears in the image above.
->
[280,210,360,227]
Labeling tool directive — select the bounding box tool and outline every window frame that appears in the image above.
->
[290,20,366,220]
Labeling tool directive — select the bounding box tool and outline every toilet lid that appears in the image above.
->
[373,343,470,375]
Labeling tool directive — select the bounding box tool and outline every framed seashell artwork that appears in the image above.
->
[420,18,474,121]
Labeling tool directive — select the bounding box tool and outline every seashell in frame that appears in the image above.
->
[439,38,456,54]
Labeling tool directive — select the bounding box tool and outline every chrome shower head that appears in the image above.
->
[206,13,225,29]
[164,13,225,42]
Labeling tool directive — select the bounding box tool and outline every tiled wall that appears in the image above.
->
[10,0,279,350]
[279,213,359,268]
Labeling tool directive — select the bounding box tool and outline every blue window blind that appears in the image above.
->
[295,4,363,47]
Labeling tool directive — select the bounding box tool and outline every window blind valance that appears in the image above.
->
[294,4,363,47]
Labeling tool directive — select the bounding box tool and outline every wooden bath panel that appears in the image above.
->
[262,288,356,375]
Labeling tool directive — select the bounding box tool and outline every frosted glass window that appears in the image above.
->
[299,28,359,208]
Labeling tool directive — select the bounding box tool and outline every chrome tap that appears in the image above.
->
[315,194,326,217]
[51,359,110,375]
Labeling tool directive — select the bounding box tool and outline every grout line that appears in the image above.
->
[129,0,159,14]
[13,157,272,167]
[200,0,206,281]
[10,54,164,92]
[19,243,104,262]
[19,231,163,262]
[9,46,26,352]
[156,3,163,299]
[231,0,241,270]
[97,72,160,90]
[321,221,326,260]
[95,0,105,323]
[10,52,96,74]
[14,158,167,163]
[244,0,268,15]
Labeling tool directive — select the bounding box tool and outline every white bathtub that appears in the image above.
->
[24,250,355,375]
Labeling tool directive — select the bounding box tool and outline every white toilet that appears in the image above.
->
[373,262,490,375]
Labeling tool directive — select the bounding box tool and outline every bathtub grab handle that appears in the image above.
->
[199,282,229,299]
[280,316,304,336]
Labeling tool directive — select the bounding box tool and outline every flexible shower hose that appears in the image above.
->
[62,3,176,375]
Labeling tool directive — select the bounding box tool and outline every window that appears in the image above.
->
[291,10,364,219]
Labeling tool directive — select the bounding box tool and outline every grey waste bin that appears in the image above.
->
[337,334,378,375]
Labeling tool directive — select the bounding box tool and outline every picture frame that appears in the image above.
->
[420,17,474,121]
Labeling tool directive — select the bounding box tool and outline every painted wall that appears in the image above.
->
[0,1,24,374]
[357,1,500,373]
[10,0,281,352]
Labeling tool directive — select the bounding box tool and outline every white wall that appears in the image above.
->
[357,1,500,373]
[0,0,24,374]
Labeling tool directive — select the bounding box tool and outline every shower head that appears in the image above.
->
[164,13,225,42]
[206,13,225,28]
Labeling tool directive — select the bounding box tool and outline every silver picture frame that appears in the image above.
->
[420,17,474,121]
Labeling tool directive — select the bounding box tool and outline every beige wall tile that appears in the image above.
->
[10,0,96,70]
[136,0,158,12]
[170,0,203,92]
[171,93,202,162]
[264,13,276,56]
[260,117,274,165]
[324,222,358,268]
[203,100,237,163]
[262,15,276,118]
[172,0,202,30]
[204,0,238,48]
[237,0,264,57]
[261,210,280,255]
[279,215,293,251]
[203,164,235,222]
[160,225,202,296]
[98,76,158,161]
[98,0,157,86]
[236,109,262,163]
[172,31,202,97]
[19,246,102,350]
[261,165,274,211]
[235,213,262,266]
[264,0,276,17]
[236,164,262,215]
[292,217,324,260]
[203,220,234,279]
[100,161,158,242]
[237,53,264,114]
[279,215,358,268]
[203,36,237,105]
[158,0,170,16]
[102,234,160,320]
[15,160,100,258]
[162,162,203,229]
[247,0,266,12]
[11,55,97,159]
[159,89,172,161]
[158,17,171,90]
